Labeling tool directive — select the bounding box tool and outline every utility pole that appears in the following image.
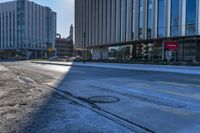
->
[83,32,86,64]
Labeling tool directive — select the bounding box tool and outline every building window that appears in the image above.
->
[139,0,143,39]
[108,45,132,60]
[171,0,180,37]
[157,0,164,38]
[132,0,134,40]
[126,0,129,41]
[116,0,121,41]
[121,0,126,41]
[147,0,152,39]
[186,0,197,36]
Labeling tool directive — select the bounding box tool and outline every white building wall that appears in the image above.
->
[0,0,56,52]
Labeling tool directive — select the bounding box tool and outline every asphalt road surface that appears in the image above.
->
[1,61,200,133]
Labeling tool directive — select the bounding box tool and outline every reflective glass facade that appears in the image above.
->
[186,0,197,36]
[116,0,121,41]
[75,0,200,61]
[147,0,152,39]
[139,0,143,39]
[171,0,180,37]
[157,0,164,38]
[131,0,134,40]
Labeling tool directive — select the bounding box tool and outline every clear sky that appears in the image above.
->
[0,0,74,38]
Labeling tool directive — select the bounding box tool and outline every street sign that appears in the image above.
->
[48,48,53,53]
[164,42,179,50]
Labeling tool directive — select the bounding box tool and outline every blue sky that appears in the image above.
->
[1,0,74,37]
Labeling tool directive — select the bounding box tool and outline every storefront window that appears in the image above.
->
[108,45,132,60]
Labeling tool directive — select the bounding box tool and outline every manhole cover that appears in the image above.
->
[88,96,120,104]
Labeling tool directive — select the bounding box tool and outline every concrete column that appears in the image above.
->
[82,0,86,48]
[111,0,116,44]
[99,0,103,45]
[106,0,111,44]
[39,6,42,48]
[121,0,126,42]
[181,0,186,36]
[75,0,78,47]
[32,3,35,46]
[10,5,13,48]
[8,5,10,48]
[92,0,96,46]
[86,0,89,47]
[103,0,107,44]
[77,0,80,47]
[89,0,92,46]
[37,5,40,47]
[126,0,132,42]
[95,0,99,46]
[4,7,6,48]
[15,3,17,48]
[116,0,121,42]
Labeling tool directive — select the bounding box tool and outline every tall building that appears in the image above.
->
[56,26,74,58]
[0,0,56,59]
[66,24,73,41]
[75,0,200,61]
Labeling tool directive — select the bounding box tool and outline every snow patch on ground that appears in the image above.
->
[18,76,36,85]
[0,91,6,97]
[0,65,9,72]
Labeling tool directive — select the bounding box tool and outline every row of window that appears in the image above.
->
[99,0,198,42]
[152,0,197,38]
[0,1,56,49]
[0,11,16,48]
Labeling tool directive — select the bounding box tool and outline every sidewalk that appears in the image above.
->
[31,61,200,75]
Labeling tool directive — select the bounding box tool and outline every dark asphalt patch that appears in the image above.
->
[88,96,120,104]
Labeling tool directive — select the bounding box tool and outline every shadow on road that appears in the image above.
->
[20,62,132,133]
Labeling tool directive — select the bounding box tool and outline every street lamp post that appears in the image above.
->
[83,32,86,64]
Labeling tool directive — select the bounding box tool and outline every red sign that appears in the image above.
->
[164,42,179,50]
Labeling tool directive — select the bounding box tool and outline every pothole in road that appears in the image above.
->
[88,96,120,104]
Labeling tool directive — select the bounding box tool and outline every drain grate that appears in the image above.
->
[88,96,120,104]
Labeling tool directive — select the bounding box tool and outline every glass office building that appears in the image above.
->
[0,0,56,59]
[75,0,200,61]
